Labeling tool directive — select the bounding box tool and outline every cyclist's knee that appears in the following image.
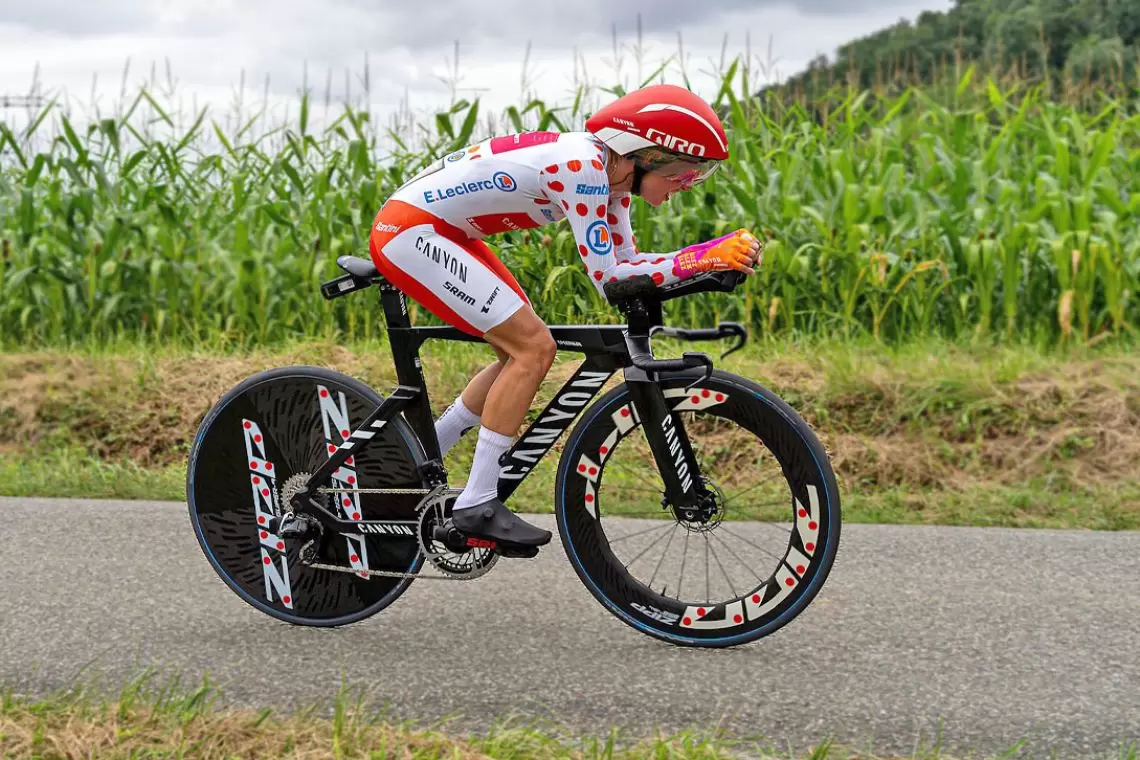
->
[486,309,555,370]
[531,329,557,370]
[513,324,556,370]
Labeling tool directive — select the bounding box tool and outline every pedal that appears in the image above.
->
[496,543,540,559]
[432,520,472,554]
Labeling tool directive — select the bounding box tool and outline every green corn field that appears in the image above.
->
[1,54,1139,349]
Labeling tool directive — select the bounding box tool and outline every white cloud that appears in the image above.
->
[0,0,953,152]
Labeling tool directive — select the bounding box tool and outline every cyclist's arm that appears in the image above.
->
[540,164,682,294]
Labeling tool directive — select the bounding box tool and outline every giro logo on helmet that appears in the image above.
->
[645,128,706,157]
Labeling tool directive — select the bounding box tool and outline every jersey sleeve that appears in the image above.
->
[539,155,682,298]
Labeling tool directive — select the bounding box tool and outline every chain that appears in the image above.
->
[295,483,487,581]
[301,560,475,581]
[315,486,435,495]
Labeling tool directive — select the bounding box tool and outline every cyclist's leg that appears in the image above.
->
[369,202,520,455]
[369,202,552,546]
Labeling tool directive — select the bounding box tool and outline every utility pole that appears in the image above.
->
[0,94,46,111]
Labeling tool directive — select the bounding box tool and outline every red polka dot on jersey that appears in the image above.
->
[575,203,588,216]
[621,408,630,417]
[258,516,266,525]
[751,594,761,603]
[263,556,271,565]
[591,159,604,170]
[343,498,351,506]
[264,462,272,470]
[341,429,349,438]
[682,617,691,625]
[346,457,354,465]
[715,394,725,402]
[599,446,609,454]
[596,205,605,217]
[350,554,359,562]
[588,467,597,475]
[798,509,808,518]
[561,200,570,210]
[545,164,559,173]
[621,196,630,208]
[578,244,588,257]
[578,464,586,472]
[548,180,564,192]
[652,257,665,264]
[593,271,603,280]
[697,607,706,616]
[702,390,710,398]
[250,461,258,469]
[261,488,269,497]
[809,521,818,530]
[806,542,815,551]
[352,512,360,520]
[253,477,260,484]
[607,213,618,224]
[567,159,582,172]
[276,541,284,550]
[243,421,251,429]
[254,434,262,443]
[328,444,336,453]
[652,272,665,285]
[613,233,624,246]
[260,531,268,539]
[320,389,328,398]
[785,578,795,586]
[282,595,291,604]
[796,565,806,574]
[609,276,618,282]
[733,614,743,624]
[585,493,594,502]
[691,395,699,403]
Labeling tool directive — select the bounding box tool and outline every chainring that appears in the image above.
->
[416,488,500,580]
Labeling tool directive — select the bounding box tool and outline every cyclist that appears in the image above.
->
[368,84,762,549]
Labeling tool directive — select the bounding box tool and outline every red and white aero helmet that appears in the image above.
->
[586,84,728,186]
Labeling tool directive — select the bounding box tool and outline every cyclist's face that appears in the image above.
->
[639,170,693,207]
[640,162,718,206]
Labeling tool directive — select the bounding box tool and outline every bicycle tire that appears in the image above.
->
[555,369,841,648]
[187,365,427,627]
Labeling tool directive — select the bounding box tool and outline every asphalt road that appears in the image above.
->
[1,496,1137,757]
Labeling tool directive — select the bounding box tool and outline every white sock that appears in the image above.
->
[434,395,481,457]
[452,426,514,511]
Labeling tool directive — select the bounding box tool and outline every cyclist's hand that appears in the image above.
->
[673,229,761,280]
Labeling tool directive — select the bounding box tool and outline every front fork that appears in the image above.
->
[624,369,708,514]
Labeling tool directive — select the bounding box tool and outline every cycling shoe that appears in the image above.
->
[450,498,552,547]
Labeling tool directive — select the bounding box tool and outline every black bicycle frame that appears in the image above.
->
[296,262,744,535]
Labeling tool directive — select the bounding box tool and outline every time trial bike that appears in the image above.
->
[186,254,841,648]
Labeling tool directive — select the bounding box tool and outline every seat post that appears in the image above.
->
[380,282,411,330]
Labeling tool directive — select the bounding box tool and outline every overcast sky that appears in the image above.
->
[0,0,952,144]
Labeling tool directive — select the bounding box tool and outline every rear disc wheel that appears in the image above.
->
[186,366,427,626]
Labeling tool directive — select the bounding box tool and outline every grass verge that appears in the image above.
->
[1,337,1138,529]
[4,669,1121,759]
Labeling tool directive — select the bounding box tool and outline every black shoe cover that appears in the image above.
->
[450,499,552,548]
